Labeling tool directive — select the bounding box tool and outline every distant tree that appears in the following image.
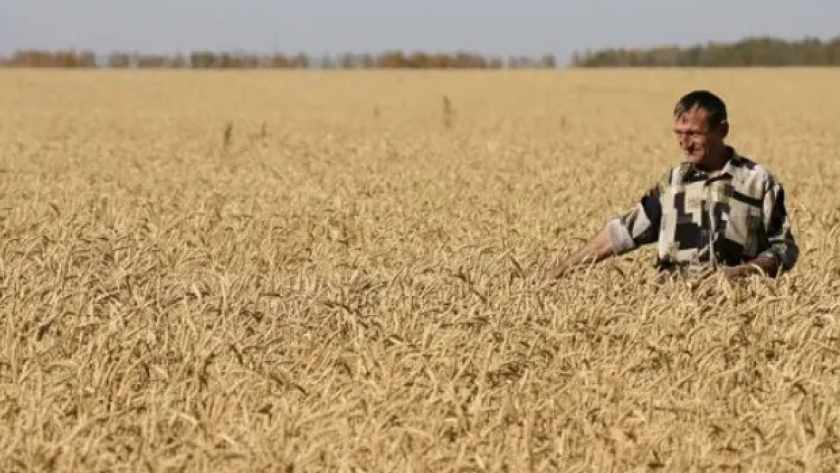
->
[830,37,840,64]
[190,51,218,68]
[135,53,172,68]
[487,56,504,69]
[359,53,376,69]
[540,53,557,68]
[290,53,310,68]
[337,53,360,69]
[170,53,188,68]
[268,53,290,68]
[107,51,132,68]
[378,50,406,68]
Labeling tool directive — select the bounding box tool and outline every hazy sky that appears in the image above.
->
[2,0,838,63]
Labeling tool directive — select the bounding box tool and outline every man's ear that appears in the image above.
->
[719,121,729,138]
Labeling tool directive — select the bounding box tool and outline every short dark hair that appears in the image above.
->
[673,90,728,130]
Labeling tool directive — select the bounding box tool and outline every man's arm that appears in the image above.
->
[547,179,665,281]
[546,227,617,280]
[724,178,798,280]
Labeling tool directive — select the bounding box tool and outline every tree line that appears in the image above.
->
[0,49,558,69]
[571,36,840,67]
[2,36,839,69]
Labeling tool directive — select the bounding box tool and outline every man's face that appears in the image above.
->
[673,106,727,165]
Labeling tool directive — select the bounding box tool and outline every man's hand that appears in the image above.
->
[546,228,617,281]
[722,255,780,281]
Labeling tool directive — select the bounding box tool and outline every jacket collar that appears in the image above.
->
[680,146,742,180]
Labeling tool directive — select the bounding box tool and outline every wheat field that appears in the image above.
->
[1,68,839,472]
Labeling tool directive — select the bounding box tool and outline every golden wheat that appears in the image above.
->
[1,68,839,472]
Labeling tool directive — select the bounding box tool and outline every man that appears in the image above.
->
[547,90,799,282]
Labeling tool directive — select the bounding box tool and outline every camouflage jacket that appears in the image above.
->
[606,147,799,278]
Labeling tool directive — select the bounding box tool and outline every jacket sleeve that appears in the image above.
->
[605,179,665,255]
[758,178,799,272]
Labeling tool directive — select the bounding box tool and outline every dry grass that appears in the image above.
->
[1,68,839,472]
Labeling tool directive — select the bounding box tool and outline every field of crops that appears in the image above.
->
[1,68,839,472]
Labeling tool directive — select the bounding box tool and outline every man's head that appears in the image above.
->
[672,90,730,168]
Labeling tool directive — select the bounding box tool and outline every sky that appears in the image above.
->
[2,0,838,64]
